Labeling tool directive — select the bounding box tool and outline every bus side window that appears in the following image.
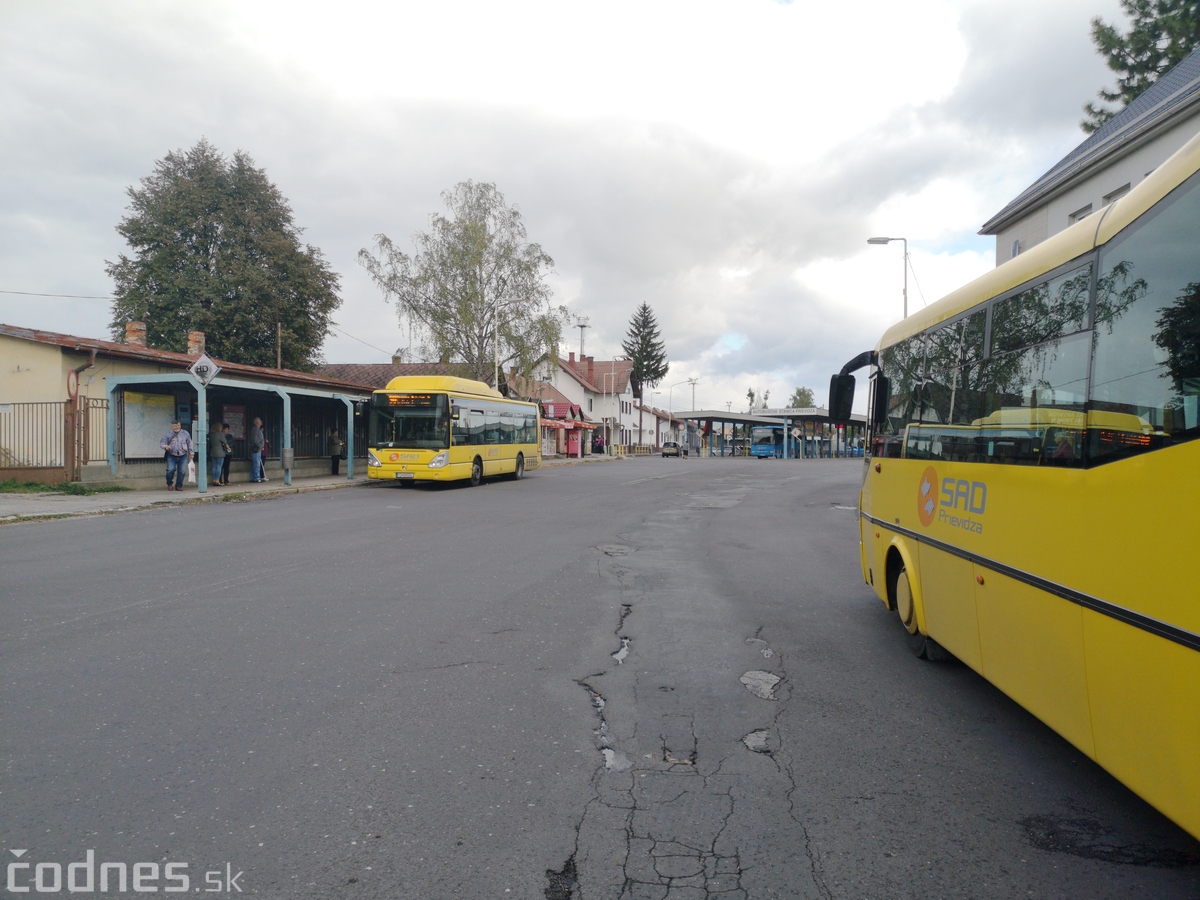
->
[452,405,470,445]
[469,410,485,445]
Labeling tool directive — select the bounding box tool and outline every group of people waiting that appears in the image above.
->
[159,418,344,490]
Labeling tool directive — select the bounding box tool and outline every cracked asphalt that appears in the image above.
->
[2,458,1198,898]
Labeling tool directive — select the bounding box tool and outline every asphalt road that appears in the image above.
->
[2,458,1198,899]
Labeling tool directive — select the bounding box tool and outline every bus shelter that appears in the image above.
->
[679,409,867,459]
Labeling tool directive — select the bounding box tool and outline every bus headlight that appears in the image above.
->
[428,451,449,469]
[367,450,382,467]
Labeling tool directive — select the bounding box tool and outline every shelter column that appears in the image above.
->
[196,383,208,493]
[340,396,355,479]
[106,382,119,475]
[271,388,293,486]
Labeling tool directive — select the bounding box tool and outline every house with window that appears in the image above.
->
[533,353,638,452]
[981,46,1200,266]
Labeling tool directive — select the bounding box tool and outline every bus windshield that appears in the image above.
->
[370,393,449,450]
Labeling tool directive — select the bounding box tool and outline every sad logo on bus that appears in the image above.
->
[917,466,988,534]
[917,467,938,526]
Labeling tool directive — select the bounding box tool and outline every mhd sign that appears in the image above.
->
[188,353,221,386]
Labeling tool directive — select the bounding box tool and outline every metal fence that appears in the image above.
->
[0,401,66,468]
[0,399,109,474]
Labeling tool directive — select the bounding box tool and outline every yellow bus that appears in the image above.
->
[831,132,1200,840]
[366,376,540,485]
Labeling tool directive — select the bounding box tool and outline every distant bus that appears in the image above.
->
[367,376,540,486]
[830,132,1200,840]
[749,425,798,458]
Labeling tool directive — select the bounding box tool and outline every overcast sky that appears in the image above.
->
[1,0,1125,411]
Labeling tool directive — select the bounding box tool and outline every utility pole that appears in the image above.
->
[276,322,282,369]
[575,316,590,357]
[688,377,698,411]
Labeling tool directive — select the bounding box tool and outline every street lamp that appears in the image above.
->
[867,236,908,319]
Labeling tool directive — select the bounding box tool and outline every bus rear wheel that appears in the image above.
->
[470,457,482,487]
[510,453,524,480]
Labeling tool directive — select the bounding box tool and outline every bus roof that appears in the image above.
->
[877,130,1200,351]
[378,375,505,399]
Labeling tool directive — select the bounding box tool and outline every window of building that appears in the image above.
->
[1103,183,1131,206]
[1068,203,1093,225]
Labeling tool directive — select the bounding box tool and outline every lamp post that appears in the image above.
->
[668,379,689,446]
[867,236,908,319]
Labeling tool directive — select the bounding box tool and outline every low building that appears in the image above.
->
[0,322,369,488]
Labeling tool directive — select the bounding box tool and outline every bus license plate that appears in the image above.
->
[395,472,414,479]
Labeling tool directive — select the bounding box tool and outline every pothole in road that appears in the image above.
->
[598,544,633,556]
[742,730,772,754]
[602,748,633,771]
[612,637,631,664]
[740,671,781,700]
[746,638,773,659]
[1021,815,1200,868]
[544,855,578,900]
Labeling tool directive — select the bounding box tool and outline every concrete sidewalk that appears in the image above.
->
[0,473,371,523]
[0,456,632,522]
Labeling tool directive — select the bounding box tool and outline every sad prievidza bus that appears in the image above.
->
[367,376,540,485]
[830,132,1200,840]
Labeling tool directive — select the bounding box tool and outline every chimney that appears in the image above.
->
[187,331,205,356]
[586,356,594,384]
[125,321,147,346]
[568,351,575,364]
[392,347,405,372]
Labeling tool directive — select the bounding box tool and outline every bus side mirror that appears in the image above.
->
[829,374,855,423]
[872,376,890,426]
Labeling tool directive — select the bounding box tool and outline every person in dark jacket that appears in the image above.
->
[220,424,233,485]
[159,421,194,491]
[209,422,226,485]
[329,428,344,476]
[248,417,266,482]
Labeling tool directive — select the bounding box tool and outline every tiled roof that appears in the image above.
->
[560,357,634,394]
[980,45,1200,235]
[0,323,369,393]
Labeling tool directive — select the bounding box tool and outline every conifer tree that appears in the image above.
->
[621,303,669,447]
[1082,0,1200,133]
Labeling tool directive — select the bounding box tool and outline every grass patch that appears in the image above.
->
[0,479,132,496]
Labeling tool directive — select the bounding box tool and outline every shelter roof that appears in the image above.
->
[1,323,368,393]
[980,45,1200,235]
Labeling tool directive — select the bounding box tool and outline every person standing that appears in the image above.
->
[220,423,233,485]
[248,416,265,483]
[209,421,226,485]
[159,420,194,491]
[329,427,344,476]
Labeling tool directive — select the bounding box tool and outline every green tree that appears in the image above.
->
[106,139,342,369]
[359,181,565,389]
[621,302,669,446]
[1082,0,1200,133]
[746,387,770,411]
[788,386,815,408]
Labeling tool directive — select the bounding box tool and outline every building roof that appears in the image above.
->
[560,356,634,394]
[317,361,477,389]
[0,323,369,394]
[980,45,1200,235]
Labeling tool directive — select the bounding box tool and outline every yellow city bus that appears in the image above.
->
[366,376,540,485]
[831,132,1200,840]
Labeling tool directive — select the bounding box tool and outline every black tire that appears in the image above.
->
[511,454,524,480]
[893,562,952,661]
[470,457,482,487]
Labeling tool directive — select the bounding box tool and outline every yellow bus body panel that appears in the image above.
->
[859,131,1200,840]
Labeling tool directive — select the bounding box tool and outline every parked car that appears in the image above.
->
[662,441,681,457]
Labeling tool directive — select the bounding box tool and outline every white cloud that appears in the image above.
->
[0,0,1132,410]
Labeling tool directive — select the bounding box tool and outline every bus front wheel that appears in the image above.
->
[892,563,951,661]
[470,457,483,487]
